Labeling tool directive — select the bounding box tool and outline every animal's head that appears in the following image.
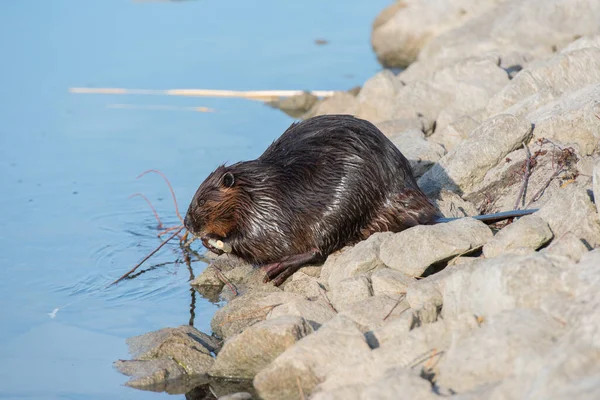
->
[184,165,241,242]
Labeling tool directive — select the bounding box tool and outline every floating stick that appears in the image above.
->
[70,87,335,101]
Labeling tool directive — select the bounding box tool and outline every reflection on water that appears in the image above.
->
[0,0,388,398]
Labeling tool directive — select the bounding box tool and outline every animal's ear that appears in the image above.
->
[222,172,235,188]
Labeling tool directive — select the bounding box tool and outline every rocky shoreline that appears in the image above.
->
[117,1,600,399]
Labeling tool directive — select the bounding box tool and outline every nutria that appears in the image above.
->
[184,114,535,285]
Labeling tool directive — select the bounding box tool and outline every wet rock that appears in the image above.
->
[267,297,337,331]
[339,294,410,333]
[388,129,446,177]
[482,215,553,258]
[211,291,302,339]
[209,316,313,379]
[253,316,372,400]
[536,183,600,249]
[267,92,319,118]
[441,253,573,320]
[437,309,565,393]
[115,358,188,391]
[191,255,272,302]
[320,232,391,290]
[379,217,493,277]
[370,0,501,68]
[329,275,372,312]
[115,326,217,391]
[542,231,590,262]
[418,114,533,197]
[370,268,415,297]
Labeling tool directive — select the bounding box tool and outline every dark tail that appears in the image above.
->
[434,209,538,225]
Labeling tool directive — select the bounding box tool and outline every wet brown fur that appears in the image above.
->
[184,114,441,283]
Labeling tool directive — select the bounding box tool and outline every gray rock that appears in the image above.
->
[373,320,451,368]
[433,190,480,219]
[329,275,372,312]
[379,217,493,277]
[253,316,372,400]
[370,0,501,68]
[441,253,572,320]
[211,291,303,339]
[527,83,600,155]
[355,70,404,123]
[418,114,533,197]
[359,367,439,400]
[488,47,600,116]
[284,273,324,298]
[320,232,392,290]
[542,231,590,263]
[370,268,415,297]
[209,316,313,379]
[421,0,600,74]
[339,294,410,333]
[314,366,437,400]
[369,312,416,348]
[388,129,446,177]
[375,118,426,137]
[406,279,444,325]
[428,114,481,152]
[437,309,565,393]
[268,297,337,330]
[536,183,600,249]
[390,58,509,130]
[483,215,553,258]
[305,91,358,119]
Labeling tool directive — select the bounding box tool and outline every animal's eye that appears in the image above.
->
[222,172,235,188]
[198,199,206,207]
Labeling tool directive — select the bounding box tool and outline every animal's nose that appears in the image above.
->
[183,214,192,230]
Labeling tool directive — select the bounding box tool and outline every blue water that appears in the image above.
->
[0,0,388,398]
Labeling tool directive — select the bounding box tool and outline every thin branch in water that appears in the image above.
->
[137,169,184,223]
[158,224,184,237]
[129,193,164,228]
[110,226,185,286]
